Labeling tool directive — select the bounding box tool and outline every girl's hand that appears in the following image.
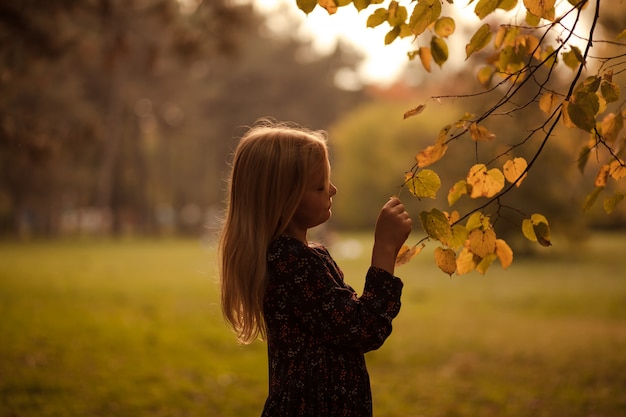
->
[371,197,412,274]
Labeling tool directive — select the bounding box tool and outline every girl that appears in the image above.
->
[219,119,412,417]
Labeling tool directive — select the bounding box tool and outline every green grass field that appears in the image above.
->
[1,233,625,417]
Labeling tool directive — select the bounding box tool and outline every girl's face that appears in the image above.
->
[286,157,337,241]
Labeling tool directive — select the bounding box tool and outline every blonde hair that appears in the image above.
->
[219,119,329,344]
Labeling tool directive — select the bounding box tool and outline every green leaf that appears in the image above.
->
[567,90,600,132]
[604,193,625,214]
[466,23,492,60]
[431,36,449,67]
[434,16,455,38]
[419,208,452,243]
[409,0,442,36]
[600,80,620,103]
[367,8,389,28]
[562,46,583,70]
[296,0,317,14]
[406,169,441,199]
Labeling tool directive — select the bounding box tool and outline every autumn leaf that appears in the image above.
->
[435,247,457,276]
[600,80,620,103]
[567,90,600,132]
[522,213,551,246]
[465,211,491,231]
[409,0,442,37]
[562,46,583,70]
[466,23,492,60]
[405,169,441,199]
[476,253,497,274]
[367,8,389,28]
[449,224,469,250]
[524,0,556,21]
[418,47,432,72]
[395,243,425,266]
[539,92,559,114]
[448,180,469,206]
[467,164,505,198]
[419,209,452,244]
[604,193,625,215]
[601,112,624,143]
[495,239,513,269]
[503,157,528,186]
[431,36,449,67]
[404,104,426,119]
[295,0,317,14]
[595,164,610,187]
[456,247,478,275]
[477,66,494,88]
[467,228,496,258]
[415,142,447,167]
[609,159,626,181]
[583,186,604,212]
[469,122,496,142]
[318,0,338,14]
[434,17,455,38]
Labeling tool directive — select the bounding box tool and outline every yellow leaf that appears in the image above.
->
[477,66,494,88]
[469,122,496,142]
[523,0,556,21]
[561,101,575,128]
[466,23,492,60]
[318,0,338,14]
[448,180,468,206]
[448,224,469,250]
[539,92,559,114]
[435,247,457,276]
[296,0,317,14]
[609,159,626,180]
[395,243,424,266]
[418,47,432,72]
[468,228,496,258]
[434,17,455,38]
[583,186,604,212]
[405,169,441,199]
[415,142,447,168]
[495,239,513,269]
[601,112,624,143]
[521,213,551,246]
[409,0,442,37]
[595,164,610,187]
[604,193,625,215]
[503,157,528,186]
[476,253,497,275]
[404,104,426,120]
[456,247,477,275]
[467,164,505,198]
[465,211,491,231]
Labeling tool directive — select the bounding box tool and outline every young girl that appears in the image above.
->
[219,119,412,417]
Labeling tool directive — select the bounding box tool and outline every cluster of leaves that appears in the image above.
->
[295,0,625,275]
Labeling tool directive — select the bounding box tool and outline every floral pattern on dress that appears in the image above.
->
[261,234,403,417]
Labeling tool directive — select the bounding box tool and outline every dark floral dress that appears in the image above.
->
[261,234,403,417]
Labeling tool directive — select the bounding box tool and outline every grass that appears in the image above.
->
[0,233,625,417]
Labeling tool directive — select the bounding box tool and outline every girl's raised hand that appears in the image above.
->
[371,197,412,274]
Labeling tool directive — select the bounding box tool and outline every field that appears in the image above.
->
[1,233,625,417]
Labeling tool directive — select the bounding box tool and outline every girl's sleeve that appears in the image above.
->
[268,246,403,353]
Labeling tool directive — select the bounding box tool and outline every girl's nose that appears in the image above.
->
[330,183,337,196]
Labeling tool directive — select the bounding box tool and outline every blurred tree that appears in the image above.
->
[0,0,364,237]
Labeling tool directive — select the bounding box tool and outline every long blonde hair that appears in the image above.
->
[219,119,329,344]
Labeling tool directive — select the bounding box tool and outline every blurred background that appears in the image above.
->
[1,0,624,243]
